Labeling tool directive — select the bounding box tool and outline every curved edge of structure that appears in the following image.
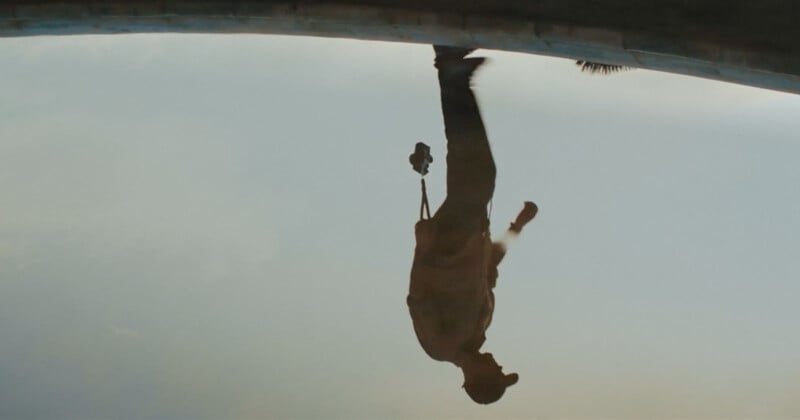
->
[2,1,800,94]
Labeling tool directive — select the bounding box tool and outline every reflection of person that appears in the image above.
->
[408,46,537,404]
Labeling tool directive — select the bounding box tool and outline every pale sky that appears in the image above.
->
[2,34,800,419]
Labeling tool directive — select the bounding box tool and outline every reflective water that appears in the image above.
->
[2,34,800,418]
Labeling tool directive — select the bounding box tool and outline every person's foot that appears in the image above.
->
[434,45,476,61]
[436,56,487,82]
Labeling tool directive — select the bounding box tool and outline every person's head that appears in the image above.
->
[460,352,518,404]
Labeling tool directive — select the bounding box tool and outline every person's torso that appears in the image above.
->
[408,220,494,364]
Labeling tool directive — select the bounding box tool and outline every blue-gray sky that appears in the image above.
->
[2,34,800,418]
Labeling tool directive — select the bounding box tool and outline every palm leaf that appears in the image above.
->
[576,60,631,74]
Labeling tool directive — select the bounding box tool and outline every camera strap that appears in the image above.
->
[419,178,431,220]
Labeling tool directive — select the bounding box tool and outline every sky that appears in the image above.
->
[2,34,800,419]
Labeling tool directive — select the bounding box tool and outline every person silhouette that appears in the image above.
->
[407,45,537,404]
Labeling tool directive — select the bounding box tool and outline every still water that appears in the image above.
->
[2,34,800,418]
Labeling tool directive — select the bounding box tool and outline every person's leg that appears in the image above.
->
[432,46,496,233]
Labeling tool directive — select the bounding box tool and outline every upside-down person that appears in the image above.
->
[407,46,538,405]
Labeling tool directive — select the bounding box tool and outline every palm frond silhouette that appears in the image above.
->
[576,60,631,74]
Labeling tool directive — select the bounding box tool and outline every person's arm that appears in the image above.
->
[487,242,505,289]
[509,201,538,234]
[488,201,538,288]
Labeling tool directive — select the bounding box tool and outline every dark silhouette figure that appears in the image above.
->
[407,46,537,405]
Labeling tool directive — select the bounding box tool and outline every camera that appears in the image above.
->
[409,142,433,176]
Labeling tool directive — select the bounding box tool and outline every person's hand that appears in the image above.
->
[510,201,537,233]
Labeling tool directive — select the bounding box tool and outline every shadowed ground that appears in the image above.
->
[2,1,799,94]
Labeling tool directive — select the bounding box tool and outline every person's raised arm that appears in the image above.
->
[510,201,538,234]
[488,201,538,287]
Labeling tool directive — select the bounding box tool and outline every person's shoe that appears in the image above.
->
[437,56,487,81]
[434,45,476,61]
